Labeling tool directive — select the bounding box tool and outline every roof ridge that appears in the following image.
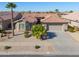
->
[45,15,51,19]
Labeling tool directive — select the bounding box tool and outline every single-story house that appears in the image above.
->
[62,12,79,27]
[0,12,22,30]
[14,12,68,32]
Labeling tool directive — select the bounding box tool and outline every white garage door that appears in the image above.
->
[49,24,63,31]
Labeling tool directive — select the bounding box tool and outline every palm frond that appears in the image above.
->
[6,2,16,8]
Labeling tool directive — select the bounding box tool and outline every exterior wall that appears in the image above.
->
[0,18,3,30]
[0,19,11,30]
[69,21,79,27]
[62,24,68,31]
[0,23,3,30]
[15,21,26,32]
[2,19,11,30]
[15,21,68,32]
[15,22,20,32]
[15,21,31,32]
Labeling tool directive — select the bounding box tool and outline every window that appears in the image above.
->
[26,23,31,30]
[19,23,24,30]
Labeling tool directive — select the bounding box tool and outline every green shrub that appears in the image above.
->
[4,46,11,50]
[0,29,6,37]
[35,45,40,49]
[67,25,76,32]
[0,29,5,33]
[32,24,46,39]
[24,31,30,38]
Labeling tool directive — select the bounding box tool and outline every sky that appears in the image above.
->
[0,2,79,12]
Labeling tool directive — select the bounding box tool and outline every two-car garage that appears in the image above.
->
[47,23,68,32]
[41,14,68,32]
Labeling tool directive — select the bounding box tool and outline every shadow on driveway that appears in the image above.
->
[47,32,57,39]
[41,32,57,40]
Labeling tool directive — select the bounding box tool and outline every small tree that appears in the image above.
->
[32,24,46,39]
[69,10,73,13]
[55,9,59,13]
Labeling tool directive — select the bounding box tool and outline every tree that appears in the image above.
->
[28,10,31,13]
[55,9,59,13]
[32,24,46,39]
[69,10,73,13]
[55,9,62,17]
[6,2,16,36]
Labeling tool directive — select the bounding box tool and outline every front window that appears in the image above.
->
[26,22,31,31]
[19,23,24,30]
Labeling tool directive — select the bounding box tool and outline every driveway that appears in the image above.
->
[46,31,79,56]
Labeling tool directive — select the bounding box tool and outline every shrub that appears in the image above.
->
[35,45,40,49]
[67,25,76,32]
[24,30,30,38]
[74,26,79,31]
[0,29,6,37]
[0,29,5,33]
[32,24,46,39]
[4,46,11,50]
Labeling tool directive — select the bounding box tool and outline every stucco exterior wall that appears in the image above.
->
[69,21,79,27]
[15,21,68,32]
[15,21,26,32]
[0,19,11,30]
[0,23,2,30]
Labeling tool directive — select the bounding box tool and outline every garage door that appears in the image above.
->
[49,24,63,31]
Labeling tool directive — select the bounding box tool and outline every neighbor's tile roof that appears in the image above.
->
[62,12,79,22]
[0,12,19,21]
[22,12,67,23]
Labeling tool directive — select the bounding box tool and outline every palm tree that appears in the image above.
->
[69,10,73,13]
[54,9,62,17]
[55,9,59,13]
[6,2,16,36]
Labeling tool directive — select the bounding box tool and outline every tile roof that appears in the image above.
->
[0,12,20,21]
[42,14,67,23]
[62,12,79,22]
[22,13,67,23]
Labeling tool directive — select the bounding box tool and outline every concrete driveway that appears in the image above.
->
[46,31,79,56]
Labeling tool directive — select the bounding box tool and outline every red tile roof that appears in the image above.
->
[22,13,67,23]
[42,14,67,23]
[0,12,20,21]
[62,12,79,22]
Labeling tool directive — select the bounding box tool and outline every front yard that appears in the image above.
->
[0,30,79,56]
[0,31,55,55]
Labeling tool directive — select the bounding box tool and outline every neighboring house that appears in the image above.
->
[15,12,68,32]
[62,12,79,27]
[0,12,22,30]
